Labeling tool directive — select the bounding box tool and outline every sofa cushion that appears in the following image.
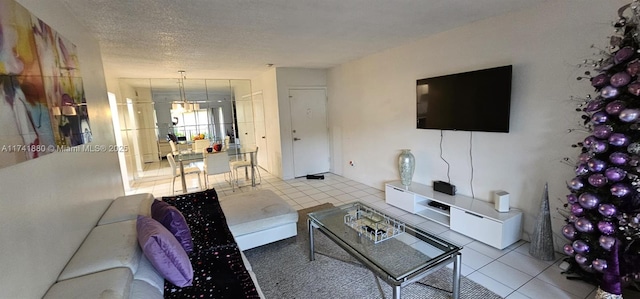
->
[219,189,298,236]
[58,220,141,281]
[151,199,194,253]
[130,279,163,299]
[134,253,165,293]
[137,215,193,287]
[98,193,155,225]
[43,268,133,299]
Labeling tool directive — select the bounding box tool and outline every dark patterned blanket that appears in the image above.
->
[161,189,261,299]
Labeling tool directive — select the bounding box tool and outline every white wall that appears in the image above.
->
[252,69,282,177]
[0,1,124,297]
[327,0,628,250]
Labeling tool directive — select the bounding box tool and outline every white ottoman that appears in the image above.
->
[219,189,298,250]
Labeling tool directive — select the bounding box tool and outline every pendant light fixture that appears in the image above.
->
[175,70,199,112]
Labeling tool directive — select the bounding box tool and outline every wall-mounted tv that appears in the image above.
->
[416,65,512,133]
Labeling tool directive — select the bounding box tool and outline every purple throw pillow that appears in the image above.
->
[151,200,194,253]
[136,215,193,287]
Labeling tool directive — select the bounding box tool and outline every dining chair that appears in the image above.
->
[203,152,233,190]
[230,147,261,187]
[167,153,203,194]
[222,136,230,151]
[169,139,193,155]
[192,139,211,152]
[169,140,179,155]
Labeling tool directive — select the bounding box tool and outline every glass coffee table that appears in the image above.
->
[308,202,462,299]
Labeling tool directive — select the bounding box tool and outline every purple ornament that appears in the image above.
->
[619,109,640,123]
[611,72,632,87]
[609,133,630,147]
[575,254,588,265]
[562,224,577,240]
[628,59,640,76]
[587,174,608,188]
[573,240,590,253]
[628,81,640,96]
[591,139,609,153]
[598,221,615,235]
[611,183,632,197]
[599,235,616,250]
[571,203,585,216]
[601,86,620,99]
[563,243,575,256]
[568,178,584,190]
[587,158,606,172]
[609,152,630,165]
[567,193,579,204]
[615,46,635,64]
[591,111,609,125]
[605,167,626,182]
[579,153,592,163]
[592,73,610,87]
[575,217,594,232]
[586,99,606,112]
[606,100,627,115]
[583,136,597,147]
[598,203,617,217]
[579,192,601,208]
[593,125,614,139]
[569,215,579,222]
[575,163,589,175]
[592,259,608,272]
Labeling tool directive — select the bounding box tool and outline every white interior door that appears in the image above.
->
[289,88,330,177]
[252,92,269,171]
[235,96,256,148]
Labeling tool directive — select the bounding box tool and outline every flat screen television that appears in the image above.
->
[416,65,512,133]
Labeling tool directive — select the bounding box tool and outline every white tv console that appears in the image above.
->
[385,181,522,249]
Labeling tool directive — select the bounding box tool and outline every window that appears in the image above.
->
[171,109,211,139]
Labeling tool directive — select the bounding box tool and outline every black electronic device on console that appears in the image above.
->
[427,201,450,211]
[433,180,456,196]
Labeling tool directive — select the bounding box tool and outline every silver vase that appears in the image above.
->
[398,149,415,186]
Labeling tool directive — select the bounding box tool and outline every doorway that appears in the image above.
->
[289,88,330,177]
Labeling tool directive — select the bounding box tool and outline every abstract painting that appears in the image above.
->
[0,0,91,169]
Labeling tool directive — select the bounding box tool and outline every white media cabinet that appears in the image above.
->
[385,181,522,249]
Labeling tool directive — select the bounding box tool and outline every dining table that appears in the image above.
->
[176,146,258,193]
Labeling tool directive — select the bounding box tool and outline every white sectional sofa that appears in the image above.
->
[39,189,298,299]
[41,193,267,299]
[43,193,161,298]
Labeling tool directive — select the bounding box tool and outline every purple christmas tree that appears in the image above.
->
[564,2,640,297]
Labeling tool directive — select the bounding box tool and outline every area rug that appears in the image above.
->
[244,203,504,299]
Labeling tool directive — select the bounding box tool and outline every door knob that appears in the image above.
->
[294,137,301,141]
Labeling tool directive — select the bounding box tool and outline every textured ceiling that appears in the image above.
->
[58,0,548,80]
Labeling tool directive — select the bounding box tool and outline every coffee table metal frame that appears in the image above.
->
[308,202,462,299]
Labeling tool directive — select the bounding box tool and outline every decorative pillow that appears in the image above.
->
[136,215,193,287]
[151,199,194,253]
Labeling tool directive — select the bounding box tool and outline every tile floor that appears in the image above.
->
[127,160,639,299]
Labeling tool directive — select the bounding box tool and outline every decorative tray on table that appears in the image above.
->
[344,204,405,243]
